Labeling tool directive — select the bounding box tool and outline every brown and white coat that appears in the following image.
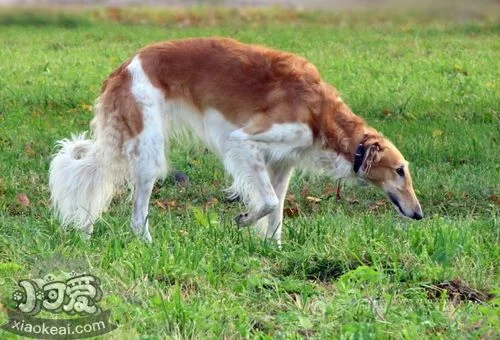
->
[49,37,423,244]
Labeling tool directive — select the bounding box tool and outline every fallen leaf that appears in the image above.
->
[489,194,499,205]
[154,199,177,210]
[204,197,219,208]
[16,193,30,207]
[322,183,337,197]
[285,194,300,217]
[284,206,300,217]
[306,196,321,203]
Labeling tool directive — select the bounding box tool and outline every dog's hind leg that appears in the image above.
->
[125,55,168,243]
[127,115,167,243]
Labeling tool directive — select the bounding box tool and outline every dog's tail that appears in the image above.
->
[49,101,126,232]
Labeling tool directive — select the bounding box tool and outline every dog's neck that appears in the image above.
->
[316,85,375,166]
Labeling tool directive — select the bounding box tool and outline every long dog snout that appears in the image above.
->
[388,192,423,220]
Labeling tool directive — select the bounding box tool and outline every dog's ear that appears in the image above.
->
[354,138,383,175]
[354,133,383,174]
[362,142,382,173]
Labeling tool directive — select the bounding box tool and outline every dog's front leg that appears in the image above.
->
[265,164,294,244]
[233,160,279,226]
[224,130,279,227]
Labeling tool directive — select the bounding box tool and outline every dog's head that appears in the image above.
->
[353,134,423,220]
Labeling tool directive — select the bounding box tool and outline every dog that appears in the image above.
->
[49,37,423,244]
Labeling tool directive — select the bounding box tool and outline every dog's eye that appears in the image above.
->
[396,167,405,177]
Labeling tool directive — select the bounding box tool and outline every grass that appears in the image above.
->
[0,7,499,339]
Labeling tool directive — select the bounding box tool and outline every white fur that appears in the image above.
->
[303,149,353,180]
[50,55,356,244]
[125,56,168,242]
[49,132,122,239]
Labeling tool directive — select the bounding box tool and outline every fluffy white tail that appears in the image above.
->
[49,132,123,233]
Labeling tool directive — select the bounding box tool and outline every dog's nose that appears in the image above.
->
[412,212,423,220]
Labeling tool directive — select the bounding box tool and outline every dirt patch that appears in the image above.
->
[425,278,494,305]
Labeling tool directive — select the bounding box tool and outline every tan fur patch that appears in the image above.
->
[99,59,144,144]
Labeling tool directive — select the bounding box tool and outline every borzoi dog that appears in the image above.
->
[49,37,423,244]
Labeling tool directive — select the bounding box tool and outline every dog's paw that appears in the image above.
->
[132,227,153,244]
[130,218,153,244]
[141,231,153,244]
[234,212,251,227]
[80,231,92,241]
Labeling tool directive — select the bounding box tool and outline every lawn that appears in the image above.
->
[0,7,498,339]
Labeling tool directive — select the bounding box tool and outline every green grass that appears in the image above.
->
[0,8,499,339]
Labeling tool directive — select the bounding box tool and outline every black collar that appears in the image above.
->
[353,143,365,173]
